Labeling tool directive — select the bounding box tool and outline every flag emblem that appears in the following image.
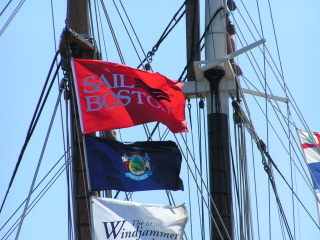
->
[122,149,153,181]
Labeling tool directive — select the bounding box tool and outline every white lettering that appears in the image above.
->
[117,90,131,106]
[119,74,134,88]
[82,74,134,93]
[84,90,168,114]
[83,76,97,93]
[131,91,147,104]
[102,92,117,109]
[98,74,113,91]
[86,96,102,111]
[112,74,119,88]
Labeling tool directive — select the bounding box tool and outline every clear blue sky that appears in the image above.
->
[0,0,319,239]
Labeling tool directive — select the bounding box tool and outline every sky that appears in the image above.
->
[0,0,320,240]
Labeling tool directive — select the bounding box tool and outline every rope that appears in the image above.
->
[0,0,13,16]
[2,158,70,240]
[0,149,70,232]
[111,0,144,67]
[99,0,125,64]
[0,0,25,36]
[175,133,232,240]
[118,0,151,68]
[239,77,316,191]
[0,53,60,213]
[67,57,93,238]
[232,97,320,238]
[137,1,187,69]
[15,83,65,239]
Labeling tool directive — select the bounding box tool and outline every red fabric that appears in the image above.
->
[71,59,188,133]
[302,132,320,149]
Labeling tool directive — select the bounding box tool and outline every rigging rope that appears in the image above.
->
[187,98,207,239]
[1,156,71,240]
[99,0,125,64]
[239,77,315,191]
[0,52,60,214]
[111,0,145,68]
[0,0,25,36]
[136,1,187,69]
[0,0,13,16]
[15,78,65,239]
[0,149,70,232]
[117,0,151,68]
[175,132,232,240]
[232,98,320,237]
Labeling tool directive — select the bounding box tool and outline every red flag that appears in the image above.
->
[71,59,187,133]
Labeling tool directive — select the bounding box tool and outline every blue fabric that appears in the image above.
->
[84,135,183,192]
[308,162,320,190]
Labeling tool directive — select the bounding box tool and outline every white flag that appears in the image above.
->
[91,196,188,240]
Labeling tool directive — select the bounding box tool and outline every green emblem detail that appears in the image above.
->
[128,154,146,176]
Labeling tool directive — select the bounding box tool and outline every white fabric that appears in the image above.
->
[91,196,188,240]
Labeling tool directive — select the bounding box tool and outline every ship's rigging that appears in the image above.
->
[0,1,319,240]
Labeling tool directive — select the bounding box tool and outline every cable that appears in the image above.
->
[0,149,70,232]
[99,0,125,64]
[2,158,70,240]
[175,133,232,240]
[15,82,65,239]
[0,0,26,36]
[0,0,13,16]
[137,1,187,69]
[0,53,60,213]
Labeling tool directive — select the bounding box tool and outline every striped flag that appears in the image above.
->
[297,129,320,224]
[297,129,320,189]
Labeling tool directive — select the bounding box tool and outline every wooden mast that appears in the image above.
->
[62,1,116,239]
[185,0,200,81]
[65,0,94,239]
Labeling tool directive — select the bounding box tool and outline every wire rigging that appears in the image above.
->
[239,77,315,192]
[111,0,145,67]
[14,78,66,240]
[0,52,60,214]
[99,0,125,64]
[0,0,13,16]
[0,0,26,36]
[3,0,317,239]
[0,149,70,232]
[136,1,187,69]
[175,132,232,240]
[232,97,320,232]
[118,0,151,66]
[1,155,71,240]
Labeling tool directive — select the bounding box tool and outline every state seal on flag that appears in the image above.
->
[122,150,153,181]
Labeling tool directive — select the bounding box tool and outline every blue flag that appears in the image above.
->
[84,135,184,191]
